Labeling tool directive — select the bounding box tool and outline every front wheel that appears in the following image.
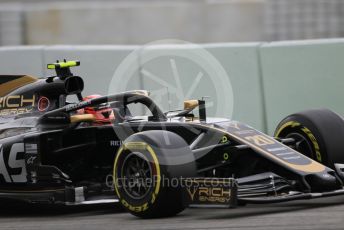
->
[274,109,344,169]
[113,130,196,218]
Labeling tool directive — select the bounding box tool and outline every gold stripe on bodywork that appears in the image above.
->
[0,75,37,97]
[198,124,326,174]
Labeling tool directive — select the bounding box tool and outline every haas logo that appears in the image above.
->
[0,143,27,183]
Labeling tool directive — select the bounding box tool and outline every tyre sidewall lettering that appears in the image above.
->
[275,120,323,163]
[114,142,161,213]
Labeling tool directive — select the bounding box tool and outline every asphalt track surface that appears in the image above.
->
[1,196,344,230]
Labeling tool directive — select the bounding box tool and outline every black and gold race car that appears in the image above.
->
[1,60,344,218]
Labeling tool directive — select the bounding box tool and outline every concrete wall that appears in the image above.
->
[0,4,24,46]
[1,0,265,45]
[1,39,344,134]
[3,0,344,46]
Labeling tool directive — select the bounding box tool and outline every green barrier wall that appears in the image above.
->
[0,39,344,134]
[139,43,265,130]
[0,46,44,76]
[260,39,344,134]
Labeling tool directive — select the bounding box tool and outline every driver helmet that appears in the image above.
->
[80,94,115,123]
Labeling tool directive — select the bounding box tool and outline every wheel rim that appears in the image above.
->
[121,152,153,199]
[286,132,315,160]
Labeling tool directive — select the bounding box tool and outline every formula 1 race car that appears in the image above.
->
[1,60,344,219]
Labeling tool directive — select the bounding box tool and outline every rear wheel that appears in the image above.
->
[113,130,196,218]
[275,109,344,169]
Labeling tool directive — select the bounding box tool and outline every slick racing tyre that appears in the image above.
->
[113,130,196,218]
[275,109,344,169]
